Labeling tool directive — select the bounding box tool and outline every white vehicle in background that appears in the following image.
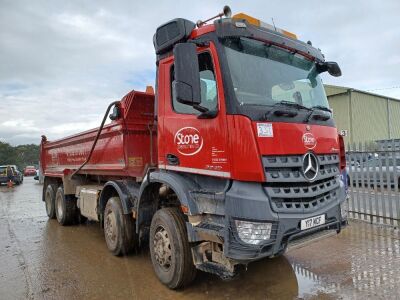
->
[347,155,400,188]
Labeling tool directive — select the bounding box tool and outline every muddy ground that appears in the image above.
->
[1,177,400,299]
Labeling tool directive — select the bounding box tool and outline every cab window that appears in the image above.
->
[172,52,218,114]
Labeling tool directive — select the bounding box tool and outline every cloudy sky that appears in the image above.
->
[1,0,399,145]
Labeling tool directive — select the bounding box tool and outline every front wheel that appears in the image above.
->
[149,207,196,289]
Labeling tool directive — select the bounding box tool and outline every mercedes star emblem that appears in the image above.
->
[302,152,319,181]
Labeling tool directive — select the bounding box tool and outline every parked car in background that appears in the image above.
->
[24,166,37,176]
[347,156,400,188]
[0,165,24,185]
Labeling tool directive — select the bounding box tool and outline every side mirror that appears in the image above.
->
[316,61,342,77]
[172,43,201,106]
[109,105,120,121]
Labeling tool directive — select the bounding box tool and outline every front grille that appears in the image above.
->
[263,154,340,213]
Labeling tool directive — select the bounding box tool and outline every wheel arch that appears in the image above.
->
[136,171,199,235]
[98,180,139,216]
[139,171,199,212]
[42,176,62,202]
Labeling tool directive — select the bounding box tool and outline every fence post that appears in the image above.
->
[391,140,399,227]
[364,141,373,223]
[347,142,355,219]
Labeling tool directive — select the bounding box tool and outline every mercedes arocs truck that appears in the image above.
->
[40,7,348,289]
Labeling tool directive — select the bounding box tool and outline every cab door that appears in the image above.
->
[158,43,230,178]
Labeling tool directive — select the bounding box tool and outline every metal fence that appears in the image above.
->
[346,140,400,226]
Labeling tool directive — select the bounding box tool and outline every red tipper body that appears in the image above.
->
[41,90,156,179]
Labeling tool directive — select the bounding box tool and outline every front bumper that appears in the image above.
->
[187,178,347,278]
[223,179,347,262]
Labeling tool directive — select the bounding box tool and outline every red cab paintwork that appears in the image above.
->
[157,42,231,178]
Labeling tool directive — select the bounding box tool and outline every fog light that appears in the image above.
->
[340,198,349,219]
[234,220,272,245]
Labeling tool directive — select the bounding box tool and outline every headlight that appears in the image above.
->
[234,220,272,245]
[340,198,349,220]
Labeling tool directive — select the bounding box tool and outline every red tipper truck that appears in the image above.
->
[40,7,348,289]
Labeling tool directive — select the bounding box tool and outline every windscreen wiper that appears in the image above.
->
[264,100,310,120]
[310,105,332,113]
[304,105,332,122]
[274,100,312,111]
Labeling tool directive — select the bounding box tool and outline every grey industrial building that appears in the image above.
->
[325,84,400,145]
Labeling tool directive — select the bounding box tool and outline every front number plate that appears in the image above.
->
[301,214,325,230]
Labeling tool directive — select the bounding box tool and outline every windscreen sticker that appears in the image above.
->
[257,123,273,138]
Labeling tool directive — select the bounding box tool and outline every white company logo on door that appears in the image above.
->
[174,127,204,156]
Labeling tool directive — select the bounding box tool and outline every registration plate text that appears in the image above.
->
[301,214,325,230]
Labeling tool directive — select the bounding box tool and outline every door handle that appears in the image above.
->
[166,154,180,166]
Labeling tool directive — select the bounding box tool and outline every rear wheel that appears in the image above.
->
[149,207,196,289]
[55,186,78,225]
[104,197,136,256]
[45,184,57,219]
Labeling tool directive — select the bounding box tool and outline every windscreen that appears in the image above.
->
[222,37,329,109]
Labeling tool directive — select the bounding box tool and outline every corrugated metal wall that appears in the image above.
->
[388,100,400,138]
[351,91,388,143]
[329,93,352,142]
[326,86,400,145]
[325,85,346,97]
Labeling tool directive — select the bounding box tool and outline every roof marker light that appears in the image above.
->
[232,13,298,40]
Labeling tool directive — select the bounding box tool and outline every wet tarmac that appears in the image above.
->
[1,178,400,299]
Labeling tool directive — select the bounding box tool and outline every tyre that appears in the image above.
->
[149,207,196,289]
[55,186,78,225]
[78,214,88,224]
[104,197,136,256]
[45,184,57,219]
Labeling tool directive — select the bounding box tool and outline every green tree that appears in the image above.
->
[0,141,39,170]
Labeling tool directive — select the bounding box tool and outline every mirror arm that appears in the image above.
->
[193,104,209,113]
[316,62,328,74]
[198,110,218,119]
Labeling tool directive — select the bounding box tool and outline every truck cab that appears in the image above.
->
[153,14,347,258]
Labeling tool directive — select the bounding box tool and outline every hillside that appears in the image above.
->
[0,141,40,170]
